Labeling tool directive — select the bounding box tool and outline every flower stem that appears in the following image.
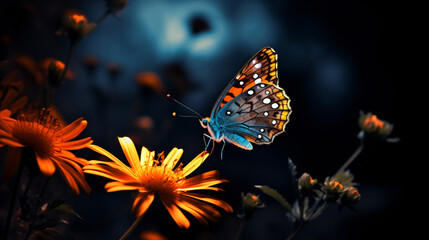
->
[233,218,247,240]
[119,214,145,240]
[3,156,25,240]
[96,9,111,25]
[334,143,364,177]
[287,221,305,240]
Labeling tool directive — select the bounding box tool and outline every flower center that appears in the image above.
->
[140,166,183,196]
[12,120,56,158]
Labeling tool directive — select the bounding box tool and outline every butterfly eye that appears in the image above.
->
[199,118,210,128]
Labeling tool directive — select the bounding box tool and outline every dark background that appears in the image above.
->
[1,0,410,239]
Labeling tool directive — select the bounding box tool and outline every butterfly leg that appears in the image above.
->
[220,139,226,160]
[203,134,212,152]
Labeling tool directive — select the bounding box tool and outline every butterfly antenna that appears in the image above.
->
[167,94,203,119]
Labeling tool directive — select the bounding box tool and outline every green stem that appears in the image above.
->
[3,156,25,240]
[119,214,145,240]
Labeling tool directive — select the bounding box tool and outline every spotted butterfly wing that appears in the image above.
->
[209,47,291,150]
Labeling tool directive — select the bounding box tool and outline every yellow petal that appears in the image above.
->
[140,146,155,166]
[160,194,190,228]
[182,151,209,177]
[87,144,134,176]
[181,192,233,213]
[132,192,155,218]
[163,148,183,170]
[118,137,140,171]
[105,181,144,192]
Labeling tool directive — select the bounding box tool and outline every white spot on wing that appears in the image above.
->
[255,78,262,84]
[255,63,262,69]
[253,73,258,79]
[263,98,271,104]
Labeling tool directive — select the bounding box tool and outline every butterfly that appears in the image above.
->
[199,47,291,155]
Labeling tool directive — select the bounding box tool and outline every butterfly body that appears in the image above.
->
[201,47,291,151]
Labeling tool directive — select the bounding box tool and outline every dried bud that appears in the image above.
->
[340,186,361,206]
[63,10,97,41]
[298,173,317,192]
[359,111,393,137]
[48,60,66,87]
[322,177,346,202]
[239,192,265,219]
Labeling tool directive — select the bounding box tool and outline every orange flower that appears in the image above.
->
[83,137,232,228]
[62,10,96,41]
[0,107,92,194]
[359,111,393,136]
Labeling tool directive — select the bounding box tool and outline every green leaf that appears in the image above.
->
[255,185,292,212]
[54,204,83,220]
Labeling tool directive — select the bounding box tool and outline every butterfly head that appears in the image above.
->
[199,117,210,129]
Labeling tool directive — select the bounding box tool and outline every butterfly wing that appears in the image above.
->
[210,47,279,120]
[217,83,291,149]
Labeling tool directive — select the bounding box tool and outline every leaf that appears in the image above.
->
[54,204,83,220]
[255,185,292,212]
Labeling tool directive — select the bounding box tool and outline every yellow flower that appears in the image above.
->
[0,107,92,194]
[83,137,232,228]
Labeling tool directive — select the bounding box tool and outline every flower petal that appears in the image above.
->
[105,181,145,192]
[57,137,93,150]
[140,146,155,166]
[0,132,24,148]
[160,194,190,228]
[162,148,183,170]
[118,137,140,171]
[57,118,86,142]
[87,144,134,176]
[182,151,209,177]
[132,192,155,218]
[36,154,56,177]
[83,164,136,182]
[180,192,233,213]
[179,170,227,191]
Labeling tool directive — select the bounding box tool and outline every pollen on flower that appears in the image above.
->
[71,14,88,24]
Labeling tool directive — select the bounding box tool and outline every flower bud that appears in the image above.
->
[239,192,265,219]
[340,186,361,206]
[359,111,393,137]
[298,173,317,192]
[322,177,345,202]
[63,10,96,41]
[48,60,65,87]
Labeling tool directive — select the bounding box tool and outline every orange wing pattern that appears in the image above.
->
[219,47,278,109]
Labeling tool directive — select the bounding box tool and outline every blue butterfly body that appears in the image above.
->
[200,47,291,151]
